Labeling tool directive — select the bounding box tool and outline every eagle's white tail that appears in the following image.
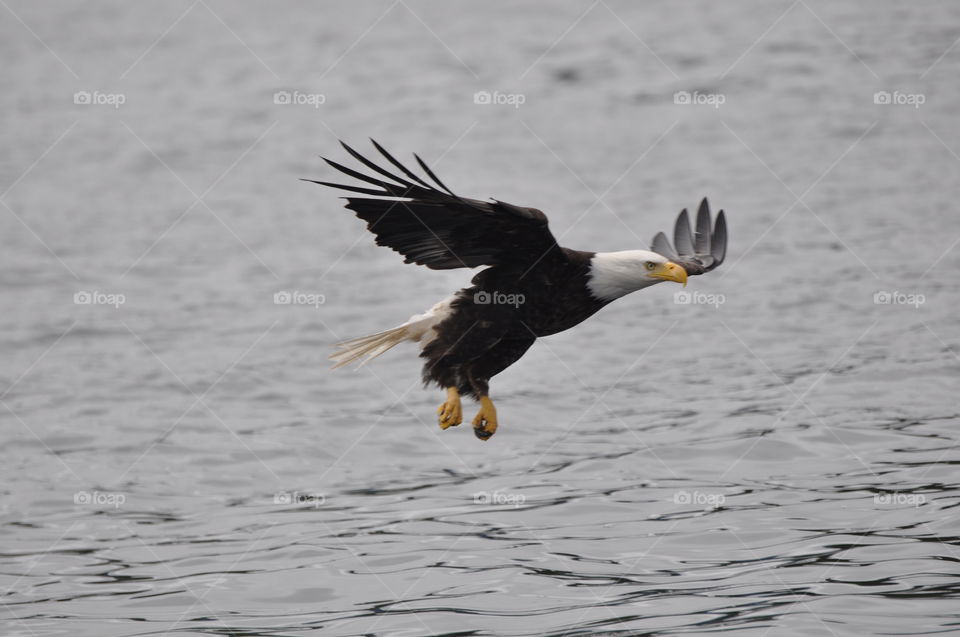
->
[330,296,454,369]
[329,324,411,369]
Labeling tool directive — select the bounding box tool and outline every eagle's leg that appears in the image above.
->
[437,386,462,429]
[471,395,498,440]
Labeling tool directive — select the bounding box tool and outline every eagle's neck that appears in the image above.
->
[586,250,661,302]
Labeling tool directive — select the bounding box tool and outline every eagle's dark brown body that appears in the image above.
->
[422,248,607,399]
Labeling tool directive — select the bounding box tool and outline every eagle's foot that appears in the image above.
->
[472,396,498,440]
[437,387,462,430]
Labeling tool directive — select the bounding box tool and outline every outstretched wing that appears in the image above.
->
[304,140,563,270]
[650,198,727,276]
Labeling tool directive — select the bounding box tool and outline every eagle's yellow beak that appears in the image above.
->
[651,261,688,287]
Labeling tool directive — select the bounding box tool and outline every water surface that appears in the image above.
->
[1,2,958,635]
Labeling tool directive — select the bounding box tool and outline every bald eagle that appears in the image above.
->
[307,140,727,440]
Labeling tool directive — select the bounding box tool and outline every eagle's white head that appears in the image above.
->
[586,250,688,302]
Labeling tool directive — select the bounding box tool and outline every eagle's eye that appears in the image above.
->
[644,261,657,271]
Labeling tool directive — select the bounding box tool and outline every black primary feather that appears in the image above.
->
[305,140,563,271]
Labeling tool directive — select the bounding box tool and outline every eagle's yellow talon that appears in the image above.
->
[437,387,462,430]
[472,395,498,440]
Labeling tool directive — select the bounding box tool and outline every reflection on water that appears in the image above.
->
[1,1,959,636]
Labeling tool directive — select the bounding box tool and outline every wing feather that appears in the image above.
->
[321,157,412,195]
[307,140,563,271]
[674,209,695,256]
[694,198,711,254]
[414,153,457,197]
[369,138,436,190]
[302,179,388,197]
[712,210,727,265]
[340,140,418,190]
[651,198,727,276]
[651,231,678,262]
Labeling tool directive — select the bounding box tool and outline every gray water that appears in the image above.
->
[1,2,958,635]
